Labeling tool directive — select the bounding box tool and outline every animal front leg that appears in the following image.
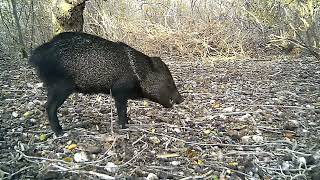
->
[114,97,129,128]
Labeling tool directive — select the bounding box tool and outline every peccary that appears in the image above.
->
[29,32,183,135]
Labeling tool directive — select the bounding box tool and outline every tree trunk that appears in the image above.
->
[52,0,87,35]
[11,0,27,58]
[30,0,35,53]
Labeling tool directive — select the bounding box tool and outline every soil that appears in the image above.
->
[0,55,319,180]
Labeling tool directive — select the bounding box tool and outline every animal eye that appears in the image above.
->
[176,83,182,89]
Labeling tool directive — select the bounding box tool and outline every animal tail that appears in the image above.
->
[29,42,52,67]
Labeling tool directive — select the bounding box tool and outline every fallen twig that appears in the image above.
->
[120,143,148,167]
[16,149,67,164]
[276,148,312,157]
[51,164,115,180]
[247,104,314,110]
[6,166,33,179]
[130,127,292,148]
[178,170,213,180]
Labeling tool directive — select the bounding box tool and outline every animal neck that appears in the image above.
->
[124,46,142,81]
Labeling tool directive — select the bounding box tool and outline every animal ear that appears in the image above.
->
[150,57,164,71]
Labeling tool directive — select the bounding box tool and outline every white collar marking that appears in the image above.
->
[125,46,142,81]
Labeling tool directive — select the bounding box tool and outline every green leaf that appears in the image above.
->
[39,134,47,141]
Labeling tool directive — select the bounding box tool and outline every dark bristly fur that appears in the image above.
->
[29,32,183,135]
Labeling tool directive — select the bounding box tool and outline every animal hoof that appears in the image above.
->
[125,117,131,124]
[121,124,128,129]
[53,127,63,136]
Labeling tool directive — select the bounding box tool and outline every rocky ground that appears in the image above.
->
[0,55,320,180]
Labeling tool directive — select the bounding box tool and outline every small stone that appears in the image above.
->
[173,128,181,133]
[146,173,158,180]
[222,107,234,112]
[32,99,42,105]
[283,120,299,131]
[27,83,33,88]
[305,104,312,108]
[227,130,240,141]
[12,112,19,118]
[29,118,37,126]
[308,122,317,126]
[297,157,306,166]
[36,83,43,88]
[149,136,161,144]
[203,129,211,135]
[87,146,102,154]
[170,161,181,166]
[239,114,251,121]
[252,135,263,143]
[26,102,35,110]
[107,151,116,156]
[74,152,89,162]
[219,114,227,120]
[17,127,23,132]
[281,161,290,171]
[105,162,119,173]
[241,136,251,144]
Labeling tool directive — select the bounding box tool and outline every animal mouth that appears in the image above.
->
[162,98,173,108]
[169,98,174,105]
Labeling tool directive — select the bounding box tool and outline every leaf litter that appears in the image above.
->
[0,55,320,179]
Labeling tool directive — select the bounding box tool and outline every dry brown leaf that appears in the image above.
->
[283,132,295,139]
[185,149,199,158]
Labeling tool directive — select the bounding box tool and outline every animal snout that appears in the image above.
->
[174,93,184,104]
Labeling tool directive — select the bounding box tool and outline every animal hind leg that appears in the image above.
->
[45,81,74,135]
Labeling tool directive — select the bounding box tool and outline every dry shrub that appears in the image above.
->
[83,0,320,61]
[2,0,318,60]
[126,20,251,60]
[244,0,320,59]
[84,0,256,61]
